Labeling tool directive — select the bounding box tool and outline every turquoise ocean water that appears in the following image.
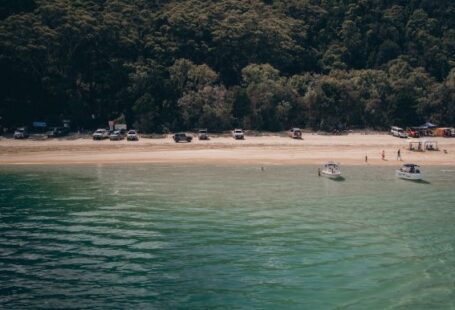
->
[1,165,455,309]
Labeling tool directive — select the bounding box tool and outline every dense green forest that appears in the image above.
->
[1,0,455,132]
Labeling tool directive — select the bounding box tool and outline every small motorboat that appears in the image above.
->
[320,162,342,179]
[395,163,422,181]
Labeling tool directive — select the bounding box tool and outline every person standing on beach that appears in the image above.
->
[381,150,385,160]
[397,149,401,160]
[365,155,368,163]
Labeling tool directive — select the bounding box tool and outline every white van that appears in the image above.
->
[390,126,407,138]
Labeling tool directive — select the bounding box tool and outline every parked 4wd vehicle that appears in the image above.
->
[198,129,209,140]
[406,128,420,138]
[92,129,109,140]
[232,129,244,140]
[47,127,69,138]
[288,128,302,139]
[14,128,29,139]
[173,133,192,143]
[126,130,139,141]
[390,126,407,138]
[109,130,125,141]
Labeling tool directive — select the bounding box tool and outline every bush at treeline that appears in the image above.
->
[1,0,455,132]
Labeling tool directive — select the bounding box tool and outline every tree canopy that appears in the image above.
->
[1,0,454,131]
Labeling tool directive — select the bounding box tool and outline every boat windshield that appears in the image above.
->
[401,165,420,173]
[324,164,339,170]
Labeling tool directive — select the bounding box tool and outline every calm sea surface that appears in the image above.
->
[1,165,455,309]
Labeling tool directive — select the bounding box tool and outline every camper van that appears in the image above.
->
[390,126,407,138]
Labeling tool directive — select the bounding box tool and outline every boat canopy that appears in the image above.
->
[400,163,421,173]
[402,164,420,168]
[408,141,423,151]
[423,140,438,150]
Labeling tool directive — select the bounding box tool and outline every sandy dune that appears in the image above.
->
[0,133,454,166]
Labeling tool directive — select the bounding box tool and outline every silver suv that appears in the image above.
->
[92,129,109,140]
[126,130,139,141]
[232,129,244,140]
[14,128,29,139]
[198,129,209,140]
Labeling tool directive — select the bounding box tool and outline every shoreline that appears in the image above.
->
[1,133,454,166]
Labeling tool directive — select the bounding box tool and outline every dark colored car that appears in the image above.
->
[173,133,193,143]
[109,130,125,141]
[47,127,69,138]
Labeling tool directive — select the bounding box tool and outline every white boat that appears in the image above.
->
[395,164,422,180]
[320,162,342,179]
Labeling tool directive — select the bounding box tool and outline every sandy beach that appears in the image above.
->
[0,133,454,166]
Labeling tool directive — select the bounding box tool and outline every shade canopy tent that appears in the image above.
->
[423,140,438,151]
[419,122,438,129]
[410,122,438,136]
[409,140,439,151]
[408,141,423,151]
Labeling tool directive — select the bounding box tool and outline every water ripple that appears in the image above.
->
[1,165,455,308]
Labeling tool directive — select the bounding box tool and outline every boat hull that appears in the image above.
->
[321,170,342,179]
[395,170,422,180]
